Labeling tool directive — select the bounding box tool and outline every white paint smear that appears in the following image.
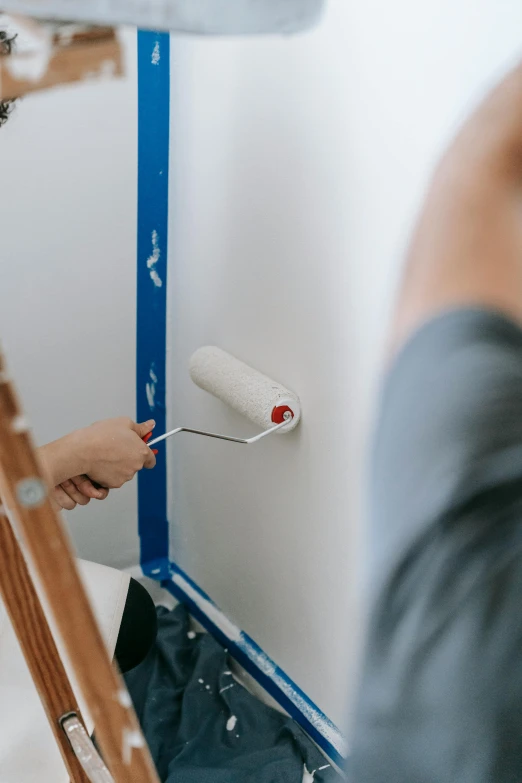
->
[118,689,132,708]
[6,36,52,82]
[149,268,162,286]
[171,572,242,642]
[11,414,30,433]
[151,40,160,64]
[187,630,196,639]
[148,230,160,263]
[122,728,144,765]
[198,678,204,684]
[147,230,163,287]
[302,766,316,782]
[243,644,276,678]
[56,24,90,46]
[146,365,157,410]
[146,382,155,409]
[269,665,348,758]
[226,715,237,731]
[219,683,235,694]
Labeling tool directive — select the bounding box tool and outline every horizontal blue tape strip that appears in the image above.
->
[136,29,171,572]
[162,561,347,767]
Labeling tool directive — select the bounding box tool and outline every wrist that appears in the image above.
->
[39,430,89,486]
[67,427,93,476]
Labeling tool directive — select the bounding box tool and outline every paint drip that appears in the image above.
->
[226,715,237,731]
[145,365,157,410]
[122,728,145,765]
[147,230,163,287]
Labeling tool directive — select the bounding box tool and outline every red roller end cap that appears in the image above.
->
[271,405,294,424]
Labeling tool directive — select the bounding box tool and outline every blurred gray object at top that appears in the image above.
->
[0,0,326,35]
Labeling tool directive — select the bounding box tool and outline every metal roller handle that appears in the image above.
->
[147,411,292,448]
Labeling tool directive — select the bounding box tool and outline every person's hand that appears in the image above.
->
[51,475,110,511]
[73,417,157,489]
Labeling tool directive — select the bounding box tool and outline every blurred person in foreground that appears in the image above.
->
[351,60,522,782]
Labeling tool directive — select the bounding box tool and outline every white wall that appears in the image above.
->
[0,0,521,738]
[0,29,139,568]
[166,0,522,731]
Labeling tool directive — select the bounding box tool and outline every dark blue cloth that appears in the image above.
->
[125,604,338,783]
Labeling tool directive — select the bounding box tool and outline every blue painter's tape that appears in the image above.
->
[162,562,348,767]
[136,28,344,765]
[137,30,170,573]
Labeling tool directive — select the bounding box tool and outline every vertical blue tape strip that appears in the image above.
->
[137,30,170,574]
[136,29,342,764]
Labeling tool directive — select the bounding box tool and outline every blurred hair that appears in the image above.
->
[0,30,17,127]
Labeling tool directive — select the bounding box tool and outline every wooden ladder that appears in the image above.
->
[0,342,160,783]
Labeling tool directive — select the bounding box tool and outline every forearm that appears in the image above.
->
[38,432,88,487]
[391,62,522,353]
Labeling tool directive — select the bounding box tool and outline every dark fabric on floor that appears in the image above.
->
[125,604,339,783]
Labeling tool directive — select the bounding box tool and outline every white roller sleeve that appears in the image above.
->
[189,346,301,432]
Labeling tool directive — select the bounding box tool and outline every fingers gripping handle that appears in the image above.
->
[142,432,158,455]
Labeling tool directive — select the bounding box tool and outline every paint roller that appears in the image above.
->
[148,346,301,448]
